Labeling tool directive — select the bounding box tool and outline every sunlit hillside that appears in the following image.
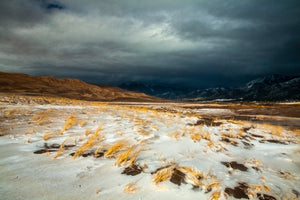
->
[0,72,162,102]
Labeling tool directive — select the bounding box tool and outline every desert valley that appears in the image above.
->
[1,1,300,199]
[1,72,299,200]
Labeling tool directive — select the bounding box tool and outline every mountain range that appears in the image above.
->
[1,72,299,102]
[119,74,300,101]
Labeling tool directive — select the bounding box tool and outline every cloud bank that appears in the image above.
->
[1,0,299,87]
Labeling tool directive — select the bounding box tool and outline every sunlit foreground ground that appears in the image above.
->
[1,94,299,200]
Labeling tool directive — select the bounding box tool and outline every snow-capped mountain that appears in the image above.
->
[119,75,300,101]
[186,74,300,101]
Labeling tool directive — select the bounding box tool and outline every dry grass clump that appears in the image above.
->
[260,176,266,182]
[205,181,220,193]
[234,120,251,128]
[53,141,65,159]
[152,125,159,131]
[190,133,201,141]
[185,127,208,142]
[31,110,43,121]
[293,129,300,135]
[73,127,104,158]
[276,170,293,179]
[202,132,211,140]
[24,137,31,143]
[118,130,125,136]
[60,114,78,134]
[5,108,22,119]
[237,130,245,139]
[25,96,72,105]
[94,145,104,157]
[177,166,203,186]
[153,165,174,184]
[115,144,143,166]
[250,185,271,192]
[123,181,139,194]
[261,123,284,137]
[95,189,100,194]
[282,193,299,200]
[167,132,182,140]
[128,148,143,165]
[152,164,206,187]
[273,125,283,137]
[43,132,58,140]
[222,130,236,138]
[207,141,224,152]
[220,134,239,146]
[104,140,128,158]
[95,125,103,135]
[247,184,272,199]
[135,107,149,112]
[209,191,221,200]
[91,102,107,106]
[133,117,150,127]
[24,128,36,135]
[137,128,151,136]
[1,108,26,119]
[31,108,59,125]
[80,119,88,127]
[246,158,261,168]
[116,146,135,166]
[84,129,91,136]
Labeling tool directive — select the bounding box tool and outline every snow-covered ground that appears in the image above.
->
[0,97,299,200]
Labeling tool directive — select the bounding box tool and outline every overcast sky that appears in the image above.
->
[0,0,299,88]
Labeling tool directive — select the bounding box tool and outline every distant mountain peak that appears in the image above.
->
[245,74,298,90]
[119,74,300,101]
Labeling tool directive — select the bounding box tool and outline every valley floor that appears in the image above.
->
[0,94,299,200]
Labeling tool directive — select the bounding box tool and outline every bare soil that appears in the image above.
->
[225,182,249,199]
[221,161,248,171]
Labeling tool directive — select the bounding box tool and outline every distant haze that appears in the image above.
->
[0,0,299,88]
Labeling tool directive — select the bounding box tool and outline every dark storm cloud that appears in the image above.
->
[0,0,299,88]
[0,0,44,28]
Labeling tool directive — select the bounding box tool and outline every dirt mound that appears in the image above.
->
[0,72,163,102]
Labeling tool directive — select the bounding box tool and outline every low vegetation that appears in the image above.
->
[1,94,299,199]
[60,114,78,134]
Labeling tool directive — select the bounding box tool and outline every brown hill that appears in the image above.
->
[0,72,163,102]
